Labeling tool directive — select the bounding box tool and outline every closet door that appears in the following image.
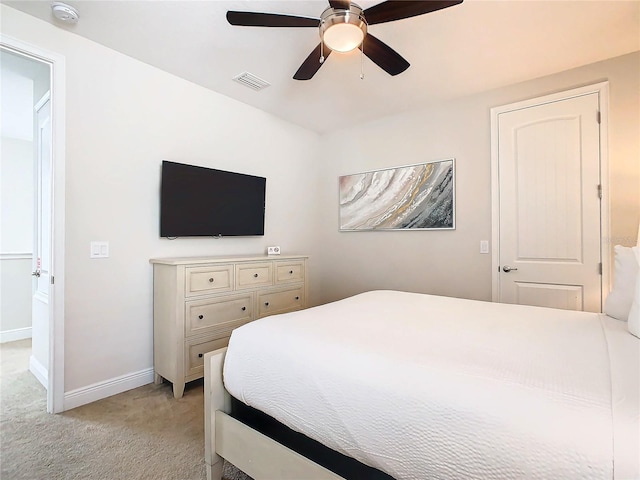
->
[496,92,602,312]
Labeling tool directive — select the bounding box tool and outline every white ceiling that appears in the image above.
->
[4,0,639,134]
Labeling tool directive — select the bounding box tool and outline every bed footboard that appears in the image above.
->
[204,348,345,480]
[204,348,231,480]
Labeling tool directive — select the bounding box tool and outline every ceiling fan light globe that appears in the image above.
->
[323,24,364,52]
[320,3,367,54]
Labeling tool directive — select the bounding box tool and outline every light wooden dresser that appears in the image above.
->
[150,254,309,398]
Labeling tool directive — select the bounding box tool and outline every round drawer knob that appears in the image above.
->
[295,296,299,300]
[198,353,203,358]
[198,314,204,320]
[254,273,259,278]
[289,270,293,274]
[241,306,246,311]
[264,302,269,306]
[208,278,214,283]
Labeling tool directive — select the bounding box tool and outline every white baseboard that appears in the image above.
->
[1,326,32,344]
[64,368,154,411]
[29,355,48,388]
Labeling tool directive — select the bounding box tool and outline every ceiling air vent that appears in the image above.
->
[232,72,271,91]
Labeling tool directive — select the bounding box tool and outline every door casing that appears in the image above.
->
[1,34,66,414]
[490,82,610,308]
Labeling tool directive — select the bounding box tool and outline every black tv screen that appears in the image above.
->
[160,161,266,237]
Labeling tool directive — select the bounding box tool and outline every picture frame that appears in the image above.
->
[338,159,455,231]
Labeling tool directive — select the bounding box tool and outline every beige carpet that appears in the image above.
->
[0,339,251,480]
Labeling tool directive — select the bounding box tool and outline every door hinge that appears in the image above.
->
[596,111,601,124]
[51,276,55,285]
[598,263,602,275]
[597,184,602,199]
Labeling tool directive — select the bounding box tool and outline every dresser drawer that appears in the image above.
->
[185,336,230,379]
[236,262,273,289]
[185,294,253,337]
[257,286,304,318]
[185,265,233,297]
[275,261,305,284]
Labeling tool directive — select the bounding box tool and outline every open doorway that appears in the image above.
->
[0,47,51,400]
[0,37,65,414]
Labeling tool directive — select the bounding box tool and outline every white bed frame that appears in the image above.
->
[204,348,345,480]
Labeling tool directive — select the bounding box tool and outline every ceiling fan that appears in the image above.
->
[227,0,463,80]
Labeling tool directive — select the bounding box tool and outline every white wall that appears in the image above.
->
[0,144,35,343]
[0,138,33,339]
[1,6,322,396]
[0,257,33,341]
[314,52,640,305]
[0,137,33,254]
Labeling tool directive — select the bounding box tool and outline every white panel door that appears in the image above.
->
[498,93,601,312]
[31,92,51,381]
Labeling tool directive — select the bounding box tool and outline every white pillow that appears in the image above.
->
[604,245,639,320]
[627,247,639,338]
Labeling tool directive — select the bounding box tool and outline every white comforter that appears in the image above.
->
[223,290,639,480]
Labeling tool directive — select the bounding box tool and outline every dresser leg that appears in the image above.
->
[206,460,222,480]
[154,372,163,385]
[173,381,185,399]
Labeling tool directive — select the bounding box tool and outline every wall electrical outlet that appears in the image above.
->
[267,246,281,255]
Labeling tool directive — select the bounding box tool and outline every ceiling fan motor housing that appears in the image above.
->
[320,3,367,53]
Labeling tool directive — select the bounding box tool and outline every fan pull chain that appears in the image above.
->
[320,42,325,64]
[360,40,365,80]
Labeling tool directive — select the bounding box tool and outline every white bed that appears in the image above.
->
[205,290,639,480]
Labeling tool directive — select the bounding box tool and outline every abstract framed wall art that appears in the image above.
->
[339,159,455,231]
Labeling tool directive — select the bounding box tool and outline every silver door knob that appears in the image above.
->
[502,265,518,273]
[32,270,41,277]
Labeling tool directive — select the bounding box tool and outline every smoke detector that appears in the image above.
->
[51,2,79,23]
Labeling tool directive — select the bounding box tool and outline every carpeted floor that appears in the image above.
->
[0,339,251,480]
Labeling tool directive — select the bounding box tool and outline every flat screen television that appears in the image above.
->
[160,161,266,237]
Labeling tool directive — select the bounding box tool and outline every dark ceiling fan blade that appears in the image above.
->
[328,0,351,9]
[293,44,333,80]
[227,11,319,27]
[359,33,409,76]
[364,0,463,25]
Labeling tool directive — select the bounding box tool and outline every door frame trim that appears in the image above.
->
[1,34,66,413]
[490,82,610,309]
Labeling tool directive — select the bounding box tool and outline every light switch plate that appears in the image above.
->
[480,240,489,254]
[267,246,281,255]
[90,241,109,258]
